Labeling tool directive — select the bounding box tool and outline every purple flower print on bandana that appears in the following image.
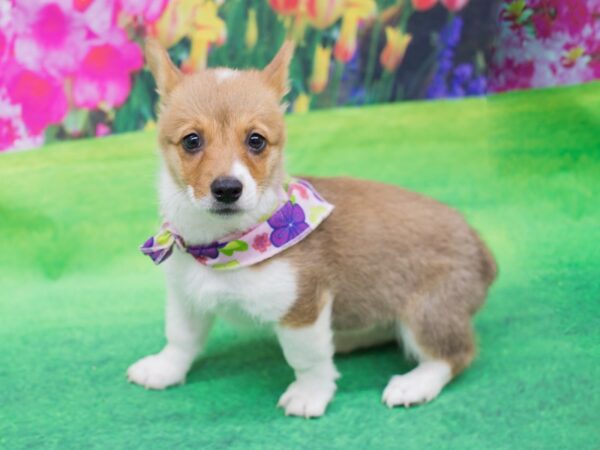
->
[268,201,310,248]
[186,242,225,259]
[141,236,173,263]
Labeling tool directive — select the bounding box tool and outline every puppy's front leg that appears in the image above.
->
[276,299,339,418]
[127,286,213,389]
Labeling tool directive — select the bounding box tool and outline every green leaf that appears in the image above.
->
[309,205,328,223]
[213,260,241,270]
[219,240,249,256]
[43,125,62,144]
[63,109,89,135]
[113,70,158,133]
[518,9,533,23]
[155,230,172,246]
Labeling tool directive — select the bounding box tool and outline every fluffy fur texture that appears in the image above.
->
[127,39,497,418]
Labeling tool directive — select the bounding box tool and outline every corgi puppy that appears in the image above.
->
[127,39,497,418]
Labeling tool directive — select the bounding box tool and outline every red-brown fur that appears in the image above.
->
[275,177,496,374]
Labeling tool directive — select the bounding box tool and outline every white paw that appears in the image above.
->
[127,354,188,390]
[277,380,336,418]
[382,361,451,408]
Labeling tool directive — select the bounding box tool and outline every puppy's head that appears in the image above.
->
[146,39,294,216]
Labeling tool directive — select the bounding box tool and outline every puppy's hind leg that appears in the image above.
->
[382,288,477,407]
[382,324,455,407]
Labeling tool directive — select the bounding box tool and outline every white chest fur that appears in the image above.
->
[163,249,298,324]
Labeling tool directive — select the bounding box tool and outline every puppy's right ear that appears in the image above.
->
[145,38,182,97]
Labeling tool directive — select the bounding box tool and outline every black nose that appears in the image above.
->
[211,177,243,204]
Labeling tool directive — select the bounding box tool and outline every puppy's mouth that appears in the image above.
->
[209,206,243,216]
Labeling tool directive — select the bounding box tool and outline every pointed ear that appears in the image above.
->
[262,40,295,98]
[145,38,182,97]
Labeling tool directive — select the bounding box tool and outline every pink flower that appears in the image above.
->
[489,58,535,92]
[74,0,95,11]
[412,0,470,12]
[587,39,600,78]
[95,123,111,137]
[79,0,121,37]
[530,0,589,38]
[11,0,90,77]
[0,117,18,151]
[491,0,600,92]
[439,0,470,11]
[412,0,437,11]
[120,0,168,23]
[0,30,8,64]
[0,91,44,152]
[252,233,271,253]
[5,67,68,135]
[290,183,309,200]
[72,30,143,109]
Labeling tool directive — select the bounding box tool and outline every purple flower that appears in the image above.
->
[440,16,463,48]
[268,201,309,248]
[349,86,367,105]
[426,74,448,99]
[467,75,487,96]
[453,64,474,84]
[141,236,173,263]
[438,49,455,74]
[427,17,487,100]
[449,81,466,98]
[186,242,224,260]
[427,18,464,99]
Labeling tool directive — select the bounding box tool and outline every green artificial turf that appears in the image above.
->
[1,83,599,450]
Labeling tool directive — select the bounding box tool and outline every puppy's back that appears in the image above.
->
[282,176,496,329]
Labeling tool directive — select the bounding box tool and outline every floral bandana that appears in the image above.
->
[140,179,334,270]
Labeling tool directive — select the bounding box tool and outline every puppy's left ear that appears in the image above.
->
[262,40,295,98]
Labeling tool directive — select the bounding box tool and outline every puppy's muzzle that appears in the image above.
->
[211,176,243,204]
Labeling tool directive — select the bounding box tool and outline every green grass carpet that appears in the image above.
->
[1,83,599,450]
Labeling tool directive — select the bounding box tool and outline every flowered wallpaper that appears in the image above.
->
[491,0,600,91]
[0,0,598,152]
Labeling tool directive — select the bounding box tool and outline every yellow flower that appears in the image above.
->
[294,93,311,113]
[309,44,332,93]
[343,0,376,17]
[190,1,226,43]
[334,0,376,63]
[150,0,193,48]
[150,0,227,72]
[290,13,309,42]
[183,1,227,71]
[245,8,258,49]
[305,0,344,30]
[379,27,412,72]
[561,47,586,68]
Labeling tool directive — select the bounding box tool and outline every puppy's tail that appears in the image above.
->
[477,235,498,285]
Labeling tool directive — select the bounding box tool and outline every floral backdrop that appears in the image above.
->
[0,0,598,152]
[491,0,600,91]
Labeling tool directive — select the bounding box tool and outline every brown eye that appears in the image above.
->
[182,133,203,153]
[246,132,267,154]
